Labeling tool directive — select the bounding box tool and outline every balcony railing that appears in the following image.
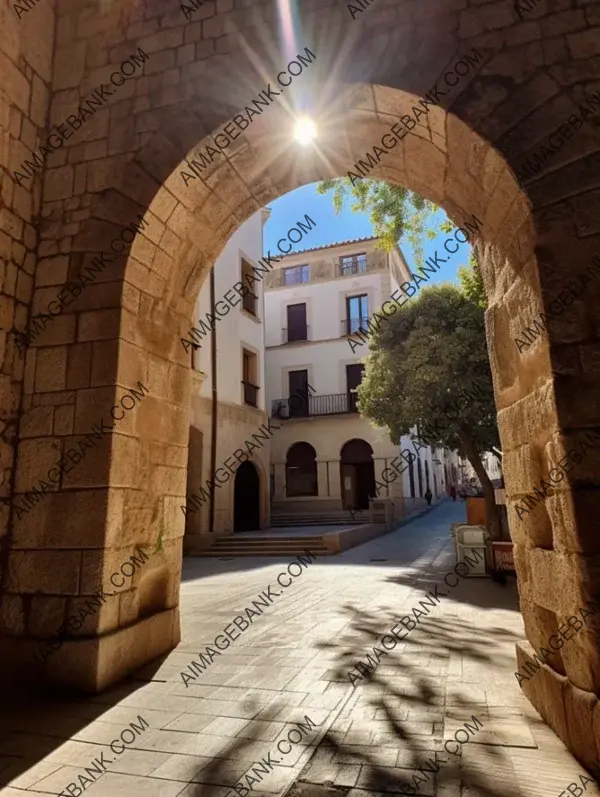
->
[341,318,370,337]
[283,325,309,343]
[271,392,359,419]
[242,381,259,407]
[339,258,367,277]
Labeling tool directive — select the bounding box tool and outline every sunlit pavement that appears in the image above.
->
[1,500,597,797]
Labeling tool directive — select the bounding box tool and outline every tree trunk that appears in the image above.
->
[457,428,502,541]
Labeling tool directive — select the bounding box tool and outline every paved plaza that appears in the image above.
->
[0,501,596,797]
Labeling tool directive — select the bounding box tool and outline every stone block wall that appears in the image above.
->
[0,0,56,585]
[0,0,599,775]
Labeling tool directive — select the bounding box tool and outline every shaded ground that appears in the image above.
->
[0,501,596,797]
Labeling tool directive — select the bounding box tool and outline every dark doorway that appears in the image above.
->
[286,303,308,342]
[289,369,309,417]
[233,461,260,532]
[346,363,364,412]
[286,442,318,496]
[340,439,375,510]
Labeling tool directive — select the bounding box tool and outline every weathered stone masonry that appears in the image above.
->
[1,0,600,775]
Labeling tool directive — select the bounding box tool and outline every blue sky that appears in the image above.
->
[263,183,471,286]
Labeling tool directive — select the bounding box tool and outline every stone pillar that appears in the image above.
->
[374,458,390,498]
[329,460,342,500]
[316,460,329,497]
[2,369,184,692]
[273,462,286,500]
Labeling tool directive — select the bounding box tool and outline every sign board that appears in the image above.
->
[492,541,515,572]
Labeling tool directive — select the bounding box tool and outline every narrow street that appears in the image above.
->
[1,501,595,797]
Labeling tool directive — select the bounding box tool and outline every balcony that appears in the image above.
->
[341,318,370,337]
[242,381,259,407]
[271,392,359,419]
[338,256,367,277]
[283,325,309,343]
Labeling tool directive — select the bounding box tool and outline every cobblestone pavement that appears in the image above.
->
[1,500,598,797]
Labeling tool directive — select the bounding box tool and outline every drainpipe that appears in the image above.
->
[209,267,218,536]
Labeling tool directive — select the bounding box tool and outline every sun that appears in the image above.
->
[294,117,317,146]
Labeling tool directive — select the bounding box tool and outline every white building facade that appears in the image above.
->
[263,237,444,523]
[463,450,503,488]
[181,215,466,544]
[183,210,271,552]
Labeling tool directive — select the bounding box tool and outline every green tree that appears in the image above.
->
[458,250,486,308]
[316,178,452,272]
[357,284,502,540]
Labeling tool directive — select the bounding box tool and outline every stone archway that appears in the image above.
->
[286,442,318,498]
[1,0,600,772]
[340,439,375,511]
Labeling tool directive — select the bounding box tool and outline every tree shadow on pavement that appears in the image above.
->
[280,602,535,797]
[176,600,535,797]
[0,597,538,797]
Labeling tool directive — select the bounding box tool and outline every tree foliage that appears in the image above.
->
[358,284,496,449]
[457,250,487,308]
[318,175,500,536]
[316,178,452,272]
[357,284,502,538]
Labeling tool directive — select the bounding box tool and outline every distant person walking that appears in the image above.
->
[450,484,456,502]
[425,487,432,506]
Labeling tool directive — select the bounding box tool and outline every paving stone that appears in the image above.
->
[184,699,265,719]
[107,748,173,777]
[356,763,426,794]
[334,764,362,788]
[236,719,288,741]
[290,783,348,797]
[190,714,248,737]
[189,757,254,785]
[150,753,212,782]
[301,758,341,784]
[29,764,103,795]
[0,759,64,789]
[333,746,399,768]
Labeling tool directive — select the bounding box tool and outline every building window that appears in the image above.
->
[346,363,364,412]
[285,303,308,342]
[241,258,257,316]
[346,294,368,335]
[242,348,259,407]
[282,265,309,285]
[340,253,367,276]
[288,370,310,417]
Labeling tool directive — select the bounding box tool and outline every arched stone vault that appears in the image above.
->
[2,0,600,773]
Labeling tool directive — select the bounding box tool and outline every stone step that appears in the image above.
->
[270,514,367,526]
[201,533,332,557]
[208,540,325,548]
[201,546,331,557]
